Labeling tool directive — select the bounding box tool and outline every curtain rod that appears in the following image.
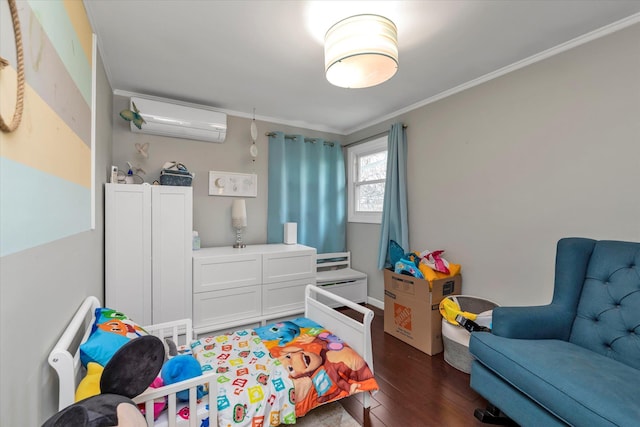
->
[344,124,408,147]
[265,132,335,147]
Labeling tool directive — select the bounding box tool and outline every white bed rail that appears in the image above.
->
[304,284,375,408]
[48,296,101,411]
[143,317,194,346]
[305,284,374,368]
[134,374,218,427]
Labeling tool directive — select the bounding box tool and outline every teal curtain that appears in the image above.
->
[378,123,409,269]
[267,132,346,253]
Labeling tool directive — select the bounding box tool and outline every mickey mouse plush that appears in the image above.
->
[42,335,165,427]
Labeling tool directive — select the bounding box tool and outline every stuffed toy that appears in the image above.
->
[259,320,301,346]
[44,394,147,427]
[74,362,104,402]
[42,335,165,427]
[138,376,166,420]
[160,354,206,402]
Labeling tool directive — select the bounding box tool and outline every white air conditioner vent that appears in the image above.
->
[130,97,227,143]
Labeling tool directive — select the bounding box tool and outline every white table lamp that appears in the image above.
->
[231,199,247,248]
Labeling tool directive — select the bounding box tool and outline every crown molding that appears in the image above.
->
[346,12,640,135]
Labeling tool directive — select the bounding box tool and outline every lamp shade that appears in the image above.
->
[231,199,247,228]
[324,14,398,89]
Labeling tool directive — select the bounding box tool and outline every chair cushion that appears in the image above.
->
[316,267,366,284]
[470,333,640,426]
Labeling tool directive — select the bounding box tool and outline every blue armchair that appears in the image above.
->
[469,238,640,426]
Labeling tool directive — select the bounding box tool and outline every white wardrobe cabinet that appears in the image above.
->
[105,183,193,325]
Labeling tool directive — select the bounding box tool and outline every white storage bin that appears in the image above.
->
[441,295,498,373]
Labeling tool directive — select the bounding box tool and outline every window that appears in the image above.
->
[347,136,387,223]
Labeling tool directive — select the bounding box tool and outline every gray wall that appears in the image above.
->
[346,23,640,306]
[111,95,343,248]
[0,51,113,426]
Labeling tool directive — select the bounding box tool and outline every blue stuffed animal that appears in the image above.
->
[161,355,206,401]
[259,321,301,346]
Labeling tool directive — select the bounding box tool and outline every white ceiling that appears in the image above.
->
[85,1,640,135]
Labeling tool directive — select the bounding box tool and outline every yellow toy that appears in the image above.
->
[74,362,104,401]
[439,297,477,326]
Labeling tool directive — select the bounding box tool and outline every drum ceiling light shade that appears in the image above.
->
[324,14,398,89]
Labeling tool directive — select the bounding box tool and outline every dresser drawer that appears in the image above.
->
[262,250,316,284]
[193,285,262,328]
[262,279,309,316]
[193,253,262,293]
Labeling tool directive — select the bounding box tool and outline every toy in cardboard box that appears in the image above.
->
[388,240,461,285]
[384,240,462,355]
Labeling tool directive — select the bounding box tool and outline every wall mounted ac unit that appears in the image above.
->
[130,97,227,143]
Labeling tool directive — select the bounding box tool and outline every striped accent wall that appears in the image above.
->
[0,0,93,256]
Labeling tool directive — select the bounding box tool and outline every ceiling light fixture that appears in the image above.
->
[324,14,398,89]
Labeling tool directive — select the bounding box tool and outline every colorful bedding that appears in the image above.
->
[255,318,378,418]
[192,328,296,427]
[154,318,378,426]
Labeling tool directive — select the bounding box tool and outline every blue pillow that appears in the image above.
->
[79,308,147,367]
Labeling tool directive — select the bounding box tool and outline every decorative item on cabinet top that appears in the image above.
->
[160,162,193,186]
[209,171,257,197]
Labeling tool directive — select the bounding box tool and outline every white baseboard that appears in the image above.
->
[367,296,384,310]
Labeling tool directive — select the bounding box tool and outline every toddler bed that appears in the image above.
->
[49,285,376,426]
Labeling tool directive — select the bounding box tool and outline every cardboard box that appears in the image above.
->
[383,269,461,355]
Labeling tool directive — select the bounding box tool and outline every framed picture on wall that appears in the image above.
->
[208,171,258,197]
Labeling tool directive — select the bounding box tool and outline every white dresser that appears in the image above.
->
[192,244,316,334]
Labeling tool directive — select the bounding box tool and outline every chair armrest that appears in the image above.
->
[492,304,574,340]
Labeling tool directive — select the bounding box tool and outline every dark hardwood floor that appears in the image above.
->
[338,305,489,427]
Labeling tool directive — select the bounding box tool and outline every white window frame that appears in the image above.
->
[347,136,387,224]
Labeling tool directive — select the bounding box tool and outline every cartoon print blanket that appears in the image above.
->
[191,329,295,427]
[255,318,379,418]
